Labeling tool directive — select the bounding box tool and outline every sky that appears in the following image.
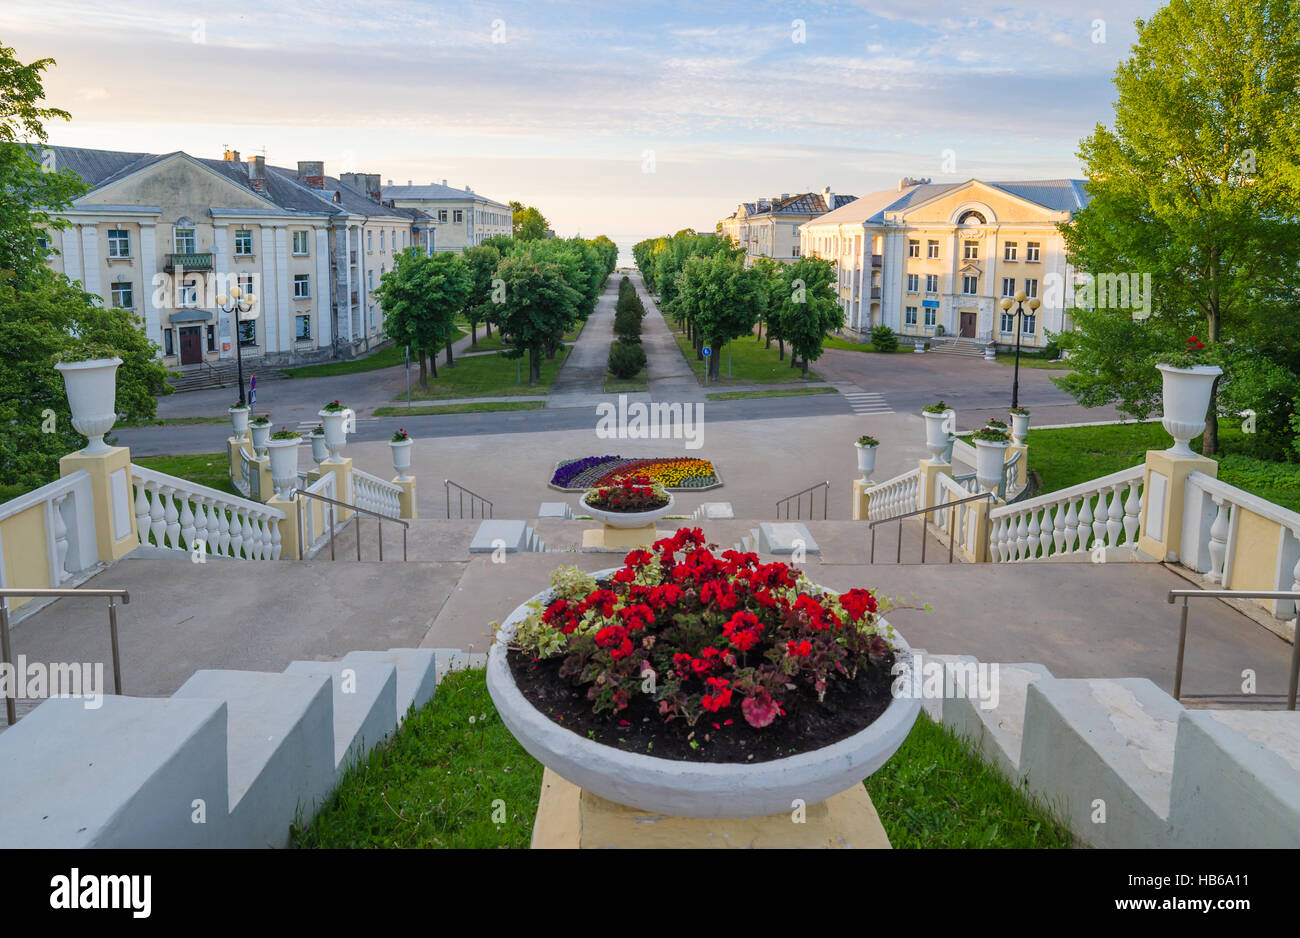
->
[4,0,1163,261]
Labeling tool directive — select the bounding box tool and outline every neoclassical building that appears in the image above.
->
[381,180,512,250]
[39,146,436,370]
[719,187,857,264]
[800,177,1089,347]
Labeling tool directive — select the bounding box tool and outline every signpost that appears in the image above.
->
[405,345,411,409]
[702,345,711,384]
[249,374,256,406]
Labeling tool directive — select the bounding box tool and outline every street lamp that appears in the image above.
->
[999,289,1041,410]
[215,285,258,407]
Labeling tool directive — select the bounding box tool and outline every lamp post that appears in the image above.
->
[999,290,1041,410]
[215,285,258,407]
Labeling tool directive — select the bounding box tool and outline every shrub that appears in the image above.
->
[922,400,950,414]
[613,306,642,342]
[857,435,879,447]
[869,324,898,352]
[608,339,646,378]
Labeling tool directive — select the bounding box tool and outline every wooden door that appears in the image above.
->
[179,327,203,364]
[959,312,977,338]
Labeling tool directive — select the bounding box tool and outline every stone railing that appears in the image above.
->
[0,471,99,612]
[864,468,919,520]
[988,464,1144,563]
[131,464,285,560]
[931,471,987,560]
[297,471,338,556]
[352,467,402,519]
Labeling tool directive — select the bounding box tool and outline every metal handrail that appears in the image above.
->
[776,481,830,520]
[0,587,130,725]
[869,490,995,564]
[1168,588,1300,710]
[445,479,493,519]
[290,487,408,562]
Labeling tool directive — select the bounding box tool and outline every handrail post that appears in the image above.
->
[1288,624,1299,711]
[403,525,408,562]
[107,597,123,695]
[296,495,304,561]
[356,515,362,562]
[330,503,336,561]
[870,526,877,564]
[1174,595,1189,701]
[1,605,13,725]
[896,517,902,564]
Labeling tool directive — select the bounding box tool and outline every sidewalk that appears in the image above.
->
[546,276,619,408]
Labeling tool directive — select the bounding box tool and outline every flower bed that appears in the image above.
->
[550,456,720,490]
[584,474,670,512]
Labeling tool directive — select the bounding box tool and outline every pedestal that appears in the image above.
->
[59,446,137,563]
[852,478,872,521]
[530,768,891,849]
[319,457,354,523]
[1138,449,1218,562]
[393,476,417,519]
[581,523,662,551]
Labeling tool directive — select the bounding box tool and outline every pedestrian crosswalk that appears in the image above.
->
[840,388,893,416]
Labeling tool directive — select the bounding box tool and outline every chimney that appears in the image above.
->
[823,185,835,209]
[407,179,412,186]
[341,172,383,202]
[387,179,393,186]
[781,193,790,200]
[297,160,326,189]
[247,155,267,193]
[223,149,241,163]
[441,179,447,186]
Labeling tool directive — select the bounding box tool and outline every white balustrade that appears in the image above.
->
[131,464,285,561]
[298,471,338,553]
[989,464,1145,562]
[352,467,403,519]
[932,471,983,559]
[0,471,97,596]
[864,468,919,521]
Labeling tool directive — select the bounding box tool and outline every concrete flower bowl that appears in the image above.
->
[579,492,675,529]
[486,571,921,819]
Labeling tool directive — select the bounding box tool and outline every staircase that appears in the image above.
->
[929,338,987,358]
[168,361,288,393]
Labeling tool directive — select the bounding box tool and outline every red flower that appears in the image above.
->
[701,687,732,712]
[839,588,878,621]
[786,639,812,658]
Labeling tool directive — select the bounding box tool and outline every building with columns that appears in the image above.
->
[381,180,512,251]
[799,177,1088,347]
[718,187,857,264]
[38,146,436,370]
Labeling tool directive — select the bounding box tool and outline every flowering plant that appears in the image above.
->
[249,413,272,426]
[1008,407,1030,416]
[391,428,410,442]
[1157,336,1218,370]
[922,400,951,414]
[856,435,879,447]
[321,399,346,412]
[506,528,897,729]
[583,473,670,513]
[269,426,301,440]
[310,424,325,436]
[971,426,1010,443]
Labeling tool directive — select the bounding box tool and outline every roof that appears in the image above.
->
[805,178,1090,227]
[730,191,859,220]
[381,182,508,208]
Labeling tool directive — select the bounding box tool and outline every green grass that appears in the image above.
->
[1028,421,1300,512]
[119,415,228,428]
[706,386,837,401]
[399,346,570,401]
[993,351,1071,370]
[372,401,545,416]
[465,330,508,352]
[282,330,466,379]
[822,334,912,354]
[133,452,238,495]
[865,713,1073,848]
[293,668,543,849]
[672,328,820,384]
[293,669,1072,849]
[604,368,648,393]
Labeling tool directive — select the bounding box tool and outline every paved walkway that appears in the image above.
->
[546,276,619,408]
[636,272,703,402]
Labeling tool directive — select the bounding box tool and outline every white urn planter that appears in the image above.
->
[229,405,251,440]
[922,409,955,463]
[855,441,878,482]
[486,572,921,819]
[309,433,329,465]
[973,437,1010,492]
[265,436,301,497]
[1157,363,1222,457]
[984,345,997,361]
[1010,412,1030,445]
[580,493,675,528]
[390,437,414,481]
[318,409,349,462]
[54,357,122,456]
[249,422,272,457]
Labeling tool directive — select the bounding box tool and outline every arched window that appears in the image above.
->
[958,210,986,225]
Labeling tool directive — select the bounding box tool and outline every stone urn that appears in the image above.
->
[922,408,955,463]
[229,405,251,440]
[318,407,349,462]
[54,357,122,456]
[1157,363,1223,457]
[1010,411,1031,445]
[973,436,1011,492]
[984,344,997,361]
[855,441,878,483]
[580,492,676,528]
[390,436,414,481]
[249,420,272,457]
[309,430,329,465]
[486,571,921,819]
[265,434,301,498]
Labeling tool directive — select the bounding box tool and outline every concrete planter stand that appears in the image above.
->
[855,442,878,483]
[578,494,676,551]
[54,357,122,456]
[1156,364,1222,457]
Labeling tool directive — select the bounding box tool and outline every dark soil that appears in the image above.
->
[506,645,901,764]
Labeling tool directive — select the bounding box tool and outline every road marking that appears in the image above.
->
[839,386,893,416]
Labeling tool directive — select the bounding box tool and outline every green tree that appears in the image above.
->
[494,250,581,385]
[1056,0,1300,456]
[512,204,549,241]
[776,257,842,376]
[461,244,501,343]
[749,255,783,348]
[375,251,471,384]
[685,253,763,381]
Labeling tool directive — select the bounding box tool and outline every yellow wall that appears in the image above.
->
[1,505,51,612]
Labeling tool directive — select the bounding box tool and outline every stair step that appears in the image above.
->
[340,648,438,724]
[940,660,1052,774]
[173,669,334,847]
[427,647,487,682]
[283,660,397,773]
[0,695,227,847]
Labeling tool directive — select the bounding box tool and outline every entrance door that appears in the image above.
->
[959,312,977,338]
[179,326,203,365]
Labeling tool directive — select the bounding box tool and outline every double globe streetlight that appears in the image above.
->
[999,289,1041,410]
[215,285,258,407]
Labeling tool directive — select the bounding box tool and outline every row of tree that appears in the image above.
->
[609,276,647,378]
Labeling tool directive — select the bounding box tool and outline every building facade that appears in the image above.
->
[39,146,435,370]
[719,187,857,264]
[381,181,512,251]
[800,177,1088,348]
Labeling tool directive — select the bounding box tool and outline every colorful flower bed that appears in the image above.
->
[551,456,719,490]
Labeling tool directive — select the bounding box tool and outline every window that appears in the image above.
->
[206,325,216,351]
[294,274,310,299]
[958,210,986,225]
[178,280,198,307]
[906,274,919,293]
[791,245,800,257]
[905,306,918,326]
[1024,278,1038,299]
[292,231,310,255]
[164,329,174,356]
[37,235,49,252]
[234,229,253,255]
[174,228,196,253]
[238,319,256,346]
[962,274,978,295]
[438,210,448,223]
[237,274,255,295]
[1004,241,1018,261]
[927,240,939,259]
[1001,277,1016,297]
[367,230,373,252]
[792,224,800,236]
[964,240,979,260]
[368,270,374,290]
[1026,241,1041,262]
[925,274,939,293]
[924,306,937,328]
[107,229,130,258]
[296,314,312,341]
[111,282,134,309]
[402,231,408,249]
[1022,313,1037,335]
[380,230,386,251]
[1000,311,1016,334]
[454,210,464,224]
[907,239,920,258]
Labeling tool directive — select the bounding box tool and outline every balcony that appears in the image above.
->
[163,252,212,273]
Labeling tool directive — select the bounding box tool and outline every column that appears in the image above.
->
[139,222,161,349]
[79,226,101,299]
[212,222,232,359]
[274,226,291,354]
[315,227,332,346]
[260,227,278,352]
[61,226,82,288]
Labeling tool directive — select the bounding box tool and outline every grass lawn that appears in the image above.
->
[993,351,1070,371]
[672,328,821,385]
[294,668,1072,849]
[822,334,912,354]
[373,401,544,417]
[1028,421,1300,513]
[604,368,648,393]
[465,330,508,352]
[707,387,837,401]
[119,415,228,428]
[132,452,237,495]
[282,330,466,379]
[399,346,570,401]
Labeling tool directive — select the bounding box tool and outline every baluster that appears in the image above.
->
[163,489,180,549]
[180,496,196,554]
[1091,490,1108,550]
[1038,507,1052,558]
[1051,501,1065,555]
[1015,512,1028,561]
[149,487,166,548]
[1123,482,1141,545]
[1064,499,1079,554]
[990,517,1004,562]
[51,492,70,583]
[1078,495,1094,553]
[193,498,210,556]
[1207,497,1230,583]
[270,517,281,560]
[216,506,232,556]
[1107,484,1124,548]
[134,484,151,546]
[1026,509,1041,560]
[230,511,246,559]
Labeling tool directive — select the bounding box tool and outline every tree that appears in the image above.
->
[374,251,470,384]
[749,255,782,347]
[494,250,581,385]
[512,204,549,241]
[461,244,501,343]
[686,253,764,381]
[1056,0,1300,457]
[776,257,842,376]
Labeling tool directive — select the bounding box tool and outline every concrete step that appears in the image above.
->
[941,660,1053,776]
[693,502,735,521]
[427,647,487,682]
[340,648,438,724]
[905,651,980,723]
[283,659,397,774]
[173,669,334,847]
[0,695,228,847]
[1019,677,1182,848]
